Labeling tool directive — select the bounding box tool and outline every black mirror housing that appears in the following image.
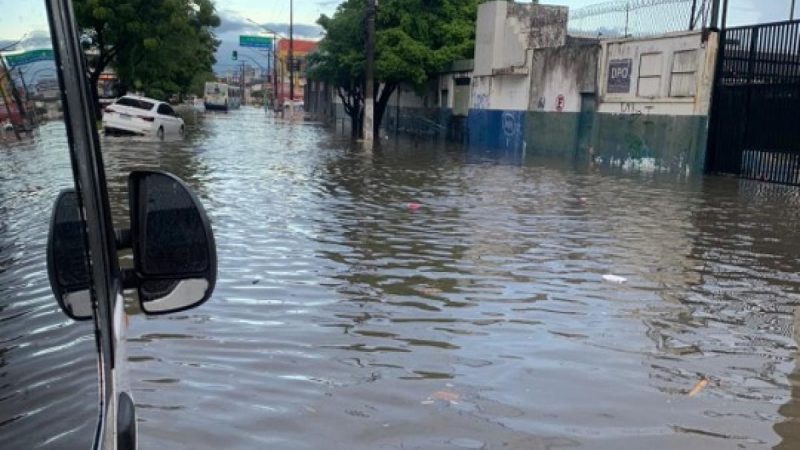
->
[128,171,217,314]
[46,189,93,321]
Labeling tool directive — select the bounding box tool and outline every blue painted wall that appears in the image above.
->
[467,109,526,153]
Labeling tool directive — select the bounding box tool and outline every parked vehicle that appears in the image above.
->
[102,95,184,139]
[204,81,241,111]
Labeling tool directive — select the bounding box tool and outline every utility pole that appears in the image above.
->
[624,1,630,37]
[0,72,20,140]
[243,62,248,105]
[710,0,721,29]
[0,57,24,138]
[16,67,34,126]
[364,0,376,142]
[289,0,295,103]
[792,0,796,20]
[272,38,278,111]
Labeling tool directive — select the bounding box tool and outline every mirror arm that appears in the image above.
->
[121,269,138,290]
[116,228,132,249]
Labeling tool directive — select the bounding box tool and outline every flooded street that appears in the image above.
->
[4,107,800,449]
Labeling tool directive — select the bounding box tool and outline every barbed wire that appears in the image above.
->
[568,0,711,38]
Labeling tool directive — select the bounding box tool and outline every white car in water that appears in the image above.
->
[103,95,184,139]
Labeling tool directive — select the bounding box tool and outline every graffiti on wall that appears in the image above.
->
[473,93,489,110]
[502,111,523,148]
[556,94,566,112]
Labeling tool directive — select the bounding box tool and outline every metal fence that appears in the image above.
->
[568,0,711,38]
[707,20,800,185]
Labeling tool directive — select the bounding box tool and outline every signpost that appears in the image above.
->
[1,49,55,68]
[239,35,273,49]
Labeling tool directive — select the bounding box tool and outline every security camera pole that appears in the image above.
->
[364,0,376,143]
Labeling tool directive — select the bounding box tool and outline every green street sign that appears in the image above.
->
[2,49,55,68]
[239,35,273,49]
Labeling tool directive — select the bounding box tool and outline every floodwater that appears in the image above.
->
[3,107,800,449]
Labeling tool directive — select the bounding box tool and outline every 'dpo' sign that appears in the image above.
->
[607,59,633,94]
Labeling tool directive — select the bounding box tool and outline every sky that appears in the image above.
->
[1,0,799,76]
[2,0,799,42]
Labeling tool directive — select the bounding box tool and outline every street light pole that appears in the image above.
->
[792,0,796,20]
[289,0,295,103]
[273,35,278,110]
[364,0,376,142]
[244,19,284,111]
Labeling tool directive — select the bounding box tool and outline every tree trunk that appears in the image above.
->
[89,70,102,117]
[350,101,364,139]
[336,85,364,140]
[373,82,396,137]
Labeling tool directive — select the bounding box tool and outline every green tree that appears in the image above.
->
[73,0,220,105]
[309,0,480,138]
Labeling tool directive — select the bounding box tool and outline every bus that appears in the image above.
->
[204,82,241,111]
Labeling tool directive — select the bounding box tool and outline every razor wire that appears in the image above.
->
[568,0,712,38]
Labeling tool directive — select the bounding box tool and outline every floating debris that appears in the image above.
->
[602,274,628,284]
[688,378,709,397]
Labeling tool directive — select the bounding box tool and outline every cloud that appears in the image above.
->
[216,10,254,34]
[216,10,322,38]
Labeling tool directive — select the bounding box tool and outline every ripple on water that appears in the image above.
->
[6,110,800,449]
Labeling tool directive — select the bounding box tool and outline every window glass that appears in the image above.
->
[116,96,154,110]
[157,104,174,116]
[0,2,98,449]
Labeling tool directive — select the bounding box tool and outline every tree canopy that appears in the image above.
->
[309,0,480,137]
[74,0,221,102]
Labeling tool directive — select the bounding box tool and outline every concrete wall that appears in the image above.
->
[597,31,718,115]
[586,30,719,173]
[469,1,569,151]
[522,30,719,174]
[524,41,600,157]
[529,41,600,113]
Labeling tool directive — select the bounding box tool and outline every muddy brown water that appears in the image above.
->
[2,108,800,449]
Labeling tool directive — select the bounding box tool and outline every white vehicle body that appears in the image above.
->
[204,82,241,111]
[102,95,184,139]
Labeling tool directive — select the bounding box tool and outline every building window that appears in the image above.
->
[637,52,663,98]
[669,49,698,98]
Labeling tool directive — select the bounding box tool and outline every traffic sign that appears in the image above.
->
[1,49,55,68]
[239,35,273,49]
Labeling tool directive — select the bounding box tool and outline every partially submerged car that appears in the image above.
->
[102,95,184,139]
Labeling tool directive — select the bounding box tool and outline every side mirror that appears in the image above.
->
[128,171,217,314]
[46,189,93,320]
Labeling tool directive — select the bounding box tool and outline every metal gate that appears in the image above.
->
[707,20,800,185]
